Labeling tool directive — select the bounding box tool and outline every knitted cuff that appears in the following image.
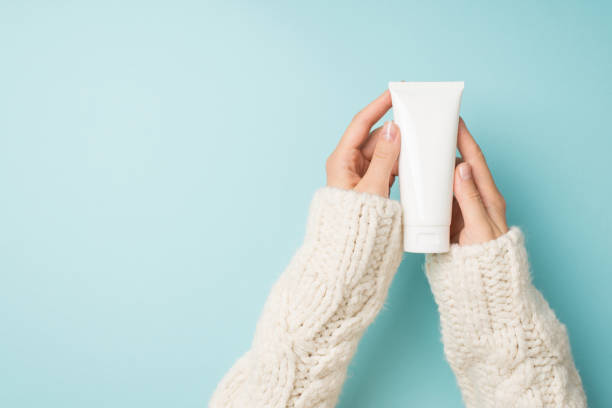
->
[425,227,530,341]
[249,186,404,401]
[304,186,403,274]
[262,186,404,338]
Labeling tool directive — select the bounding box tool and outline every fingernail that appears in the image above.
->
[459,163,472,180]
[383,121,398,141]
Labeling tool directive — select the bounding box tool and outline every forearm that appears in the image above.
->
[425,227,586,407]
[210,187,403,408]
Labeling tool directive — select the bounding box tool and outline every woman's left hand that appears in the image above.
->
[326,90,401,198]
[451,118,509,245]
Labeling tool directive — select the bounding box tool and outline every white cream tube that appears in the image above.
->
[389,81,464,253]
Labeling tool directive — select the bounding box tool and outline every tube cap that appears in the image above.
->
[404,225,450,253]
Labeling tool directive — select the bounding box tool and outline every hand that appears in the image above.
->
[451,118,509,245]
[326,90,401,198]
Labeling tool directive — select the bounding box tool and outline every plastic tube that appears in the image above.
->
[389,81,464,253]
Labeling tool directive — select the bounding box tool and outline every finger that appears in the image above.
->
[360,125,384,159]
[453,162,494,239]
[456,117,502,209]
[361,125,399,176]
[338,90,391,150]
[355,121,400,197]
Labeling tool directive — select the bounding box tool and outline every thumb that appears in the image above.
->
[454,162,491,231]
[355,121,400,197]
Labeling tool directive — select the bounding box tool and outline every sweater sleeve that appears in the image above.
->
[425,227,587,408]
[209,186,404,408]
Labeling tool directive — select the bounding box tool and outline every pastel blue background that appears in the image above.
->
[1,1,610,406]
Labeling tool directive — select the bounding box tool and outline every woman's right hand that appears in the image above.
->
[325,90,401,198]
[451,118,509,246]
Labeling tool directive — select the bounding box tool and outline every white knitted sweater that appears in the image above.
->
[210,187,586,407]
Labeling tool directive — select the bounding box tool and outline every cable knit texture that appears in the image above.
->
[211,188,586,407]
[209,186,404,408]
[425,227,586,407]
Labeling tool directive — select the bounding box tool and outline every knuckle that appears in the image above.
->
[373,140,396,161]
[373,149,389,161]
[351,111,365,126]
[465,189,482,202]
